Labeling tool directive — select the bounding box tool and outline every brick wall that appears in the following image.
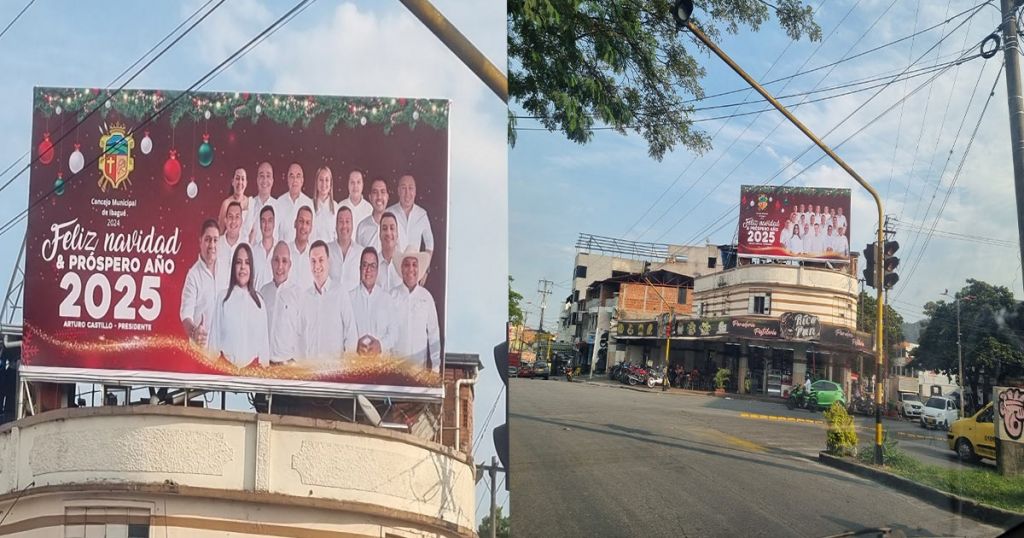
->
[619,283,693,317]
[441,365,475,455]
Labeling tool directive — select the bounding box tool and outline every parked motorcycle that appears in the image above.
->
[646,370,665,389]
[623,364,648,386]
[566,365,575,382]
[847,395,876,416]
[786,386,816,411]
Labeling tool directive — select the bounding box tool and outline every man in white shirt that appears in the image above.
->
[824,225,837,253]
[260,241,303,363]
[388,174,434,252]
[835,226,850,256]
[217,202,247,279]
[349,246,396,356]
[328,206,362,292]
[377,212,403,291]
[806,223,825,255]
[180,219,224,347]
[356,178,391,251]
[836,207,848,230]
[339,169,373,228]
[391,248,441,372]
[276,162,314,243]
[246,161,277,243]
[252,204,276,289]
[288,205,315,291]
[299,240,359,362]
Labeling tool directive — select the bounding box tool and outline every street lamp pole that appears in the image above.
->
[941,290,969,417]
[672,1,887,464]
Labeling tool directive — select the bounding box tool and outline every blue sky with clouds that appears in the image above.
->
[511,0,1022,326]
[0,0,506,520]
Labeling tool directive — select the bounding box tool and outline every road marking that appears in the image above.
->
[893,431,944,441]
[710,430,766,452]
[739,412,823,425]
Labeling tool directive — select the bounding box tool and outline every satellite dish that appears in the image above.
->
[356,395,382,427]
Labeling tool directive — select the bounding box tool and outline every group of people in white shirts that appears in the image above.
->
[179,161,441,374]
[779,203,850,257]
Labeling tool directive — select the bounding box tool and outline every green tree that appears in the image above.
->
[509,0,821,160]
[509,276,525,324]
[912,279,1024,406]
[856,291,904,359]
[478,506,511,538]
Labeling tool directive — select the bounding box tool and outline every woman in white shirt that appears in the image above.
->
[210,243,271,369]
[783,223,803,255]
[311,166,338,243]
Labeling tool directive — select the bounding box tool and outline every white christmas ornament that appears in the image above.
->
[69,146,85,174]
[104,100,111,109]
[360,116,367,126]
[204,110,211,120]
[55,106,62,115]
[187,179,198,199]
[140,133,153,155]
[255,104,262,115]
[412,110,419,121]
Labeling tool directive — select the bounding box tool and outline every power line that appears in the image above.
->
[0,0,313,239]
[895,62,1005,298]
[0,0,229,197]
[883,1,922,205]
[0,0,35,43]
[0,0,222,194]
[676,41,983,250]
[674,11,994,249]
[472,385,504,456]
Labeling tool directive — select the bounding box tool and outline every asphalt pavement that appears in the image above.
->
[510,377,1008,537]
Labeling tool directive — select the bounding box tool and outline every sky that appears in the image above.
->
[510,0,1024,330]
[0,0,507,521]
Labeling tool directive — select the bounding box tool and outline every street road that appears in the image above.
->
[510,378,1010,537]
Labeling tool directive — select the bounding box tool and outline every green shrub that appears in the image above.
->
[714,368,731,390]
[824,401,858,456]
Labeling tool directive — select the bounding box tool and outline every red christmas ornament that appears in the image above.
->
[163,150,182,186]
[398,98,407,106]
[349,104,356,114]
[38,132,55,165]
[775,200,781,210]
[241,92,250,101]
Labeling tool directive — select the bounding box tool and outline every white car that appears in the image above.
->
[920,395,960,430]
[897,392,924,419]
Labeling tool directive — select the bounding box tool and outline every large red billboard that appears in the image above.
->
[737,185,851,263]
[23,87,449,399]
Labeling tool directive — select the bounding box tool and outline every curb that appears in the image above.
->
[817,452,1024,527]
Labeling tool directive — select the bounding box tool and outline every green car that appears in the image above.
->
[808,380,846,411]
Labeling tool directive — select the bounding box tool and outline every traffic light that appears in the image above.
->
[492,339,509,489]
[883,240,900,289]
[862,242,877,288]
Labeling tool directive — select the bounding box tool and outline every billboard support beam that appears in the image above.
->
[399,0,507,103]
[679,16,886,465]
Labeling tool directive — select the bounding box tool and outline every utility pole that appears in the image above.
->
[489,455,498,538]
[537,279,553,335]
[1000,0,1024,474]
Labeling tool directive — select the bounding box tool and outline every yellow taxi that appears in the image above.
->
[948,402,996,463]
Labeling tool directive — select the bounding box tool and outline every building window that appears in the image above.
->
[575,265,588,278]
[65,507,150,538]
[708,257,717,268]
[748,293,771,315]
[677,287,688,305]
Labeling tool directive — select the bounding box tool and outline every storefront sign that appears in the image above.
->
[617,320,659,338]
[780,312,821,340]
[729,317,780,339]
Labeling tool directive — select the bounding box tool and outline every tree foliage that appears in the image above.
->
[509,276,525,325]
[912,279,1024,405]
[856,291,904,358]
[478,506,511,538]
[508,0,821,160]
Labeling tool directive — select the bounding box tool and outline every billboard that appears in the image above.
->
[23,87,449,399]
[738,185,851,263]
